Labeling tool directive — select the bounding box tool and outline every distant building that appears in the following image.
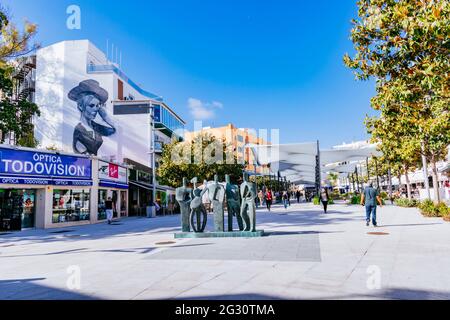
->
[184,123,270,175]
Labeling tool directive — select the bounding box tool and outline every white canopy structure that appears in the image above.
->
[249,141,381,188]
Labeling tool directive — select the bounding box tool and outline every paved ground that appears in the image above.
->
[1,202,450,300]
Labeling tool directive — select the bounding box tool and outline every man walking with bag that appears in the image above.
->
[360,182,383,227]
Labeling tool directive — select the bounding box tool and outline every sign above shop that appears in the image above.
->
[98,160,127,184]
[0,148,92,179]
[0,176,93,186]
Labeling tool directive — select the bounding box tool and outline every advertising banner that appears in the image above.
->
[98,160,127,184]
[0,147,92,181]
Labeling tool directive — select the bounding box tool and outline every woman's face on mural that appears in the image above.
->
[81,95,101,121]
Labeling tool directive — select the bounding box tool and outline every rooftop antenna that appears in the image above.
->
[120,51,122,68]
[111,43,114,64]
[106,39,109,62]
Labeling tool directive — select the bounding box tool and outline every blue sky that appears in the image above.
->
[3,0,376,147]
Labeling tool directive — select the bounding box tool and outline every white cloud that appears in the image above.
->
[188,98,223,120]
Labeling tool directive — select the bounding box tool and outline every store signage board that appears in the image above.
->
[98,161,127,184]
[0,148,92,179]
[99,181,129,190]
[0,176,93,186]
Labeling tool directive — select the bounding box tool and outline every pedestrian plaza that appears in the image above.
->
[1,202,449,300]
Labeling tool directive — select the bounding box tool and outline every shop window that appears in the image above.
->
[0,189,36,231]
[120,191,127,217]
[98,190,108,221]
[98,190,118,220]
[52,189,90,223]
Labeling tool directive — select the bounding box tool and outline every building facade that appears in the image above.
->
[0,145,128,231]
[32,40,185,216]
[184,123,270,175]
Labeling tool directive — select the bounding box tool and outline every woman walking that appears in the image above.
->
[282,191,289,209]
[320,187,330,213]
[258,190,265,208]
[265,189,273,212]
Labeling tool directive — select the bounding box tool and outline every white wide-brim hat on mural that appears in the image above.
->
[68,79,109,104]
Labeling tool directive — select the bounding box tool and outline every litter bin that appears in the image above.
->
[146,206,156,218]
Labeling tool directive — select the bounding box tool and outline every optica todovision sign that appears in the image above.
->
[0,147,92,186]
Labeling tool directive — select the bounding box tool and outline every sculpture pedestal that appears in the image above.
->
[174,230,265,239]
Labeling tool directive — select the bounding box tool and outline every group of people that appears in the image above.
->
[257,189,274,211]
[319,183,383,227]
[255,189,300,211]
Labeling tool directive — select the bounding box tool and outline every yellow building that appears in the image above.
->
[184,123,270,175]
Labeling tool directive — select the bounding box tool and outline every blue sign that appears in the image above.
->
[99,181,129,189]
[0,148,92,180]
[0,176,51,185]
[0,176,93,186]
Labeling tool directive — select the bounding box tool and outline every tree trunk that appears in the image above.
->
[404,165,412,200]
[431,160,441,203]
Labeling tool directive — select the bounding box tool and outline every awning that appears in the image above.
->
[128,180,171,192]
[250,141,381,185]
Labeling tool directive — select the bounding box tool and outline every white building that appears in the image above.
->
[33,40,185,216]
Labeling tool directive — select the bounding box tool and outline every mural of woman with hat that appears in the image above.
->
[68,79,116,155]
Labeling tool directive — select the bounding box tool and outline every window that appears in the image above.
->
[118,79,124,100]
[52,189,90,223]
[237,135,244,143]
[98,190,118,220]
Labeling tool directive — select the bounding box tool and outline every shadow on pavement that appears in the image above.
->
[266,231,344,236]
[176,287,450,300]
[0,278,98,300]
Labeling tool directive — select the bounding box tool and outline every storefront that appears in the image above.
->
[0,189,36,231]
[97,160,128,220]
[0,146,92,231]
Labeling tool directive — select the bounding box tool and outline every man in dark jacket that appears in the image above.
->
[361,183,383,227]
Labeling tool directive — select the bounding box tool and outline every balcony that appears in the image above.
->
[12,56,36,80]
[15,78,36,101]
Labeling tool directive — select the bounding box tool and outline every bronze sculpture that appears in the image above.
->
[225,174,243,231]
[190,177,208,233]
[206,175,226,232]
[240,173,257,232]
[175,177,192,232]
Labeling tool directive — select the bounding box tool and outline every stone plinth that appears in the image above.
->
[174,230,265,239]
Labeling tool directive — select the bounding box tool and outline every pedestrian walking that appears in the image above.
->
[282,191,289,209]
[320,188,329,213]
[105,197,114,224]
[265,189,273,212]
[361,182,383,227]
[296,190,301,203]
[258,190,265,208]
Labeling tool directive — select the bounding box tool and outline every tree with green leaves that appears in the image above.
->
[0,7,40,147]
[157,133,245,188]
[345,0,450,202]
[0,6,38,66]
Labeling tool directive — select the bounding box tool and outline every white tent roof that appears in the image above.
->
[250,142,381,185]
